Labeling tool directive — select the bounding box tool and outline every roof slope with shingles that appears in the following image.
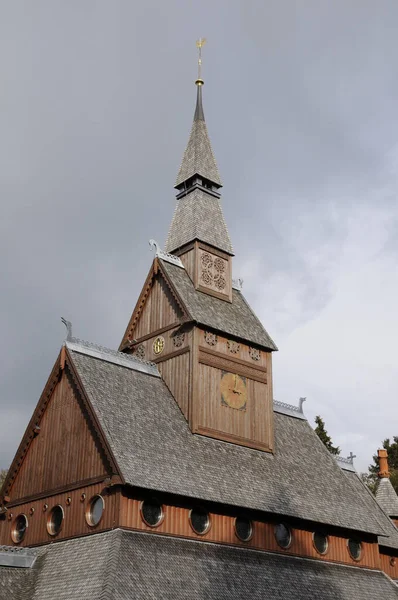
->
[343,470,398,550]
[376,478,398,519]
[165,188,233,255]
[175,85,222,188]
[3,529,398,600]
[68,345,388,536]
[160,259,278,350]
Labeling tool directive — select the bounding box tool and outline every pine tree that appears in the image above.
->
[314,415,340,456]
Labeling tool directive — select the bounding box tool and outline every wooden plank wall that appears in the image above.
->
[158,351,191,420]
[0,483,119,547]
[193,330,273,451]
[380,552,398,581]
[9,373,108,502]
[133,277,181,340]
[118,495,380,570]
[178,248,195,282]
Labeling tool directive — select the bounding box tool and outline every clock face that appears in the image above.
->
[220,371,247,410]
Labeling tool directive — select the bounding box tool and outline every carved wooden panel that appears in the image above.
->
[8,372,109,502]
[194,244,232,301]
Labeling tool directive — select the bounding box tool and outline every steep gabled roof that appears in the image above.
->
[3,528,397,600]
[160,259,277,350]
[376,478,398,519]
[67,340,388,536]
[165,188,233,255]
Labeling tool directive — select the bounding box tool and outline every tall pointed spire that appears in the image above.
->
[166,40,233,256]
[175,40,222,189]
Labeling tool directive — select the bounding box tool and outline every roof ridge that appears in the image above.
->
[99,529,123,600]
[66,339,160,378]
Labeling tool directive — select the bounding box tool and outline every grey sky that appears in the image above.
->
[1,1,398,473]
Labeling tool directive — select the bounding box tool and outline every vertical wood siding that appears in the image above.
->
[118,495,381,570]
[0,483,119,547]
[380,553,398,580]
[193,331,273,451]
[133,277,181,340]
[9,373,108,502]
[158,351,191,420]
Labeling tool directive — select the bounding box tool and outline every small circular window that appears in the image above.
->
[47,505,64,536]
[86,495,105,527]
[348,539,362,561]
[140,500,164,527]
[235,517,253,542]
[189,508,210,535]
[274,523,292,549]
[11,514,28,544]
[313,531,328,555]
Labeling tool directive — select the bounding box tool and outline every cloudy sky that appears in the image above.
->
[1,1,398,474]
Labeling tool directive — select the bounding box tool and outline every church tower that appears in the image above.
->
[120,43,277,452]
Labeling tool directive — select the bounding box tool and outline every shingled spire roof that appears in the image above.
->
[175,83,222,187]
[376,478,398,518]
[166,79,233,255]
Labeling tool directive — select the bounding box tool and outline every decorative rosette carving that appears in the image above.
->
[249,347,261,361]
[204,331,218,346]
[134,344,145,359]
[172,332,185,348]
[227,340,240,354]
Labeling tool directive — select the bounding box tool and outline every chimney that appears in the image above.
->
[378,449,390,478]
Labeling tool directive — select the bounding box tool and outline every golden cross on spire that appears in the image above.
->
[196,37,206,83]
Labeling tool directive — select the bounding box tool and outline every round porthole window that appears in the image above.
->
[274,523,292,549]
[348,539,362,561]
[313,531,329,555]
[86,495,105,527]
[47,505,64,536]
[11,514,28,544]
[235,517,253,542]
[140,500,164,528]
[189,508,211,535]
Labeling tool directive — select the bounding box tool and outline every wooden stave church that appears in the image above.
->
[1,69,398,600]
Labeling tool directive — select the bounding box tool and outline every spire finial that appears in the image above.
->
[196,37,206,86]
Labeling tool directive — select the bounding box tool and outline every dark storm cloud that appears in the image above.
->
[1,1,398,472]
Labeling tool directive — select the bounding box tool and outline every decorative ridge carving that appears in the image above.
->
[232,278,243,291]
[66,339,160,377]
[149,239,184,268]
[273,398,307,420]
[335,453,356,473]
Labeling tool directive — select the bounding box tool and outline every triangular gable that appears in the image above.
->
[119,258,190,351]
[1,349,122,504]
